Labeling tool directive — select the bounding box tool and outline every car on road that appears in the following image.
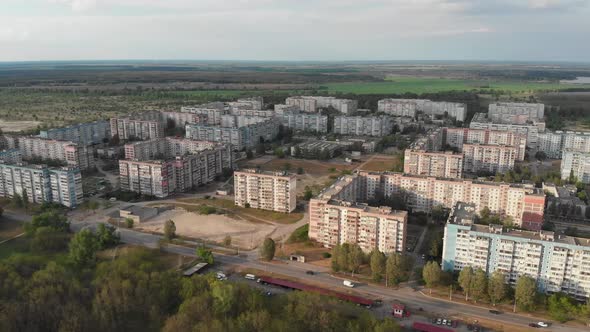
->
[244,273,256,280]
[529,323,540,328]
[436,318,442,325]
[537,322,549,328]
[216,272,227,281]
[488,309,501,314]
[343,280,355,288]
[305,270,315,275]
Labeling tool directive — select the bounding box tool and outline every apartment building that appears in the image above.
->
[333,116,394,137]
[356,171,546,230]
[162,111,208,127]
[470,113,545,148]
[17,137,95,170]
[377,99,467,122]
[403,149,464,179]
[228,97,264,111]
[180,107,224,125]
[39,120,111,145]
[110,117,164,141]
[462,144,517,174]
[220,115,269,128]
[185,118,279,150]
[561,151,590,184]
[442,202,590,300]
[286,96,358,114]
[281,111,328,133]
[120,146,227,198]
[443,128,527,161]
[0,163,83,208]
[230,109,275,117]
[308,175,407,253]
[234,169,296,213]
[537,131,590,159]
[488,102,545,124]
[124,137,232,169]
[274,104,300,115]
[0,148,22,164]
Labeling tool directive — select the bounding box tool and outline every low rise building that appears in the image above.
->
[561,151,590,184]
[39,120,111,145]
[333,116,394,137]
[292,141,343,159]
[234,169,296,213]
[308,175,407,253]
[442,202,590,300]
[0,163,83,208]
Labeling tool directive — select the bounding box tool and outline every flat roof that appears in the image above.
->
[183,262,208,276]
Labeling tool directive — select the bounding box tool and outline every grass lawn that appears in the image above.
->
[322,77,590,94]
[177,198,304,224]
[0,236,30,260]
[0,218,24,241]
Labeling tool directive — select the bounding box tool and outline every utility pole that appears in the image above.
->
[513,298,517,313]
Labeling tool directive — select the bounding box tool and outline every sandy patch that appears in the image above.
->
[137,208,276,249]
[0,120,41,132]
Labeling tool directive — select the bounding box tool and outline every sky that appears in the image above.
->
[0,0,589,62]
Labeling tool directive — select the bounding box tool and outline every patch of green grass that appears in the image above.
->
[0,236,30,260]
[322,77,590,95]
[287,224,309,244]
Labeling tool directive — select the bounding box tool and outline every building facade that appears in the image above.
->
[162,112,208,127]
[561,151,590,184]
[333,116,394,137]
[537,131,590,159]
[110,117,164,141]
[308,175,408,253]
[0,148,22,164]
[488,102,545,124]
[234,169,296,213]
[443,128,527,161]
[185,118,279,150]
[403,149,464,179]
[462,144,517,174]
[17,137,95,170]
[281,111,328,133]
[470,113,544,148]
[180,107,224,125]
[442,202,590,300]
[377,99,466,122]
[286,96,358,114]
[0,163,83,208]
[39,120,110,145]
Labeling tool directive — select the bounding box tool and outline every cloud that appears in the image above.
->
[48,0,98,11]
[444,0,588,14]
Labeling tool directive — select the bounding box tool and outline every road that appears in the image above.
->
[79,220,583,332]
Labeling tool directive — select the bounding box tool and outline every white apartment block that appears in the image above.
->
[286,96,358,114]
[230,109,275,117]
[561,151,590,184]
[333,116,394,137]
[17,137,95,170]
[357,171,546,230]
[234,169,296,213]
[443,128,527,161]
[488,102,545,124]
[228,97,264,111]
[443,202,590,300]
[110,117,164,141]
[537,131,590,159]
[308,174,407,253]
[185,118,279,150]
[377,99,467,122]
[220,115,269,128]
[281,111,328,133]
[470,113,545,148]
[0,163,83,208]
[274,104,300,115]
[162,112,208,127]
[462,144,517,174]
[403,150,464,179]
[39,120,111,145]
[0,149,22,164]
[180,107,224,125]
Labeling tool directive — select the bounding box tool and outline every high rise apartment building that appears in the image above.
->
[110,117,164,141]
[488,102,545,124]
[462,144,517,174]
[403,150,464,179]
[39,120,111,145]
[162,112,208,127]
[357,171,546,230]
[0,149,22,164]
[308,174,407,253]
[377,99,467,122]
[443,128,527,161]
[234,169,296,213]
[286,96,358,114]
[280,111,328,133]
[561,151,590,184]
[470,113,545,148]
[442,202,590,300]
[537,131,590,159]
[333,116,394,137]
[17,137,95,170]
[180,107,224,125]
[0,163,83,208]
[220,115,269,128]
[185,118,279,150]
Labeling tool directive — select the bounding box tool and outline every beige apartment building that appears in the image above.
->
[234,169,296,213]
[462,143,517,174]
[308,175,407,253]
[110,117,164,141]
[403,149,464,179]
[17,136,95,170]
[443,128,527,161]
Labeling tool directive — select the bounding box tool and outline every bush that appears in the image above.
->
[322,252,332,259]
[198,205,217,215]
[125,218,134,229]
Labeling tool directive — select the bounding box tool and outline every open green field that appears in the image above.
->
[322,77,590,94]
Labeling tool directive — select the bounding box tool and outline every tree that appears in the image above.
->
[348,244,364,275]
[69,229,100,267]
[246,149,254,159]
[515,275,537,311]
[196,246,214,264]
[431,205,449,223]
[30,226,69,252]
[259,238,276,261]
[385,253,413,286]
[458,266,474,301]
[21,189,29,211]
[12,192,23,208]
[164,220,176,241]
[125,217,134,228]
[223,235,232,247]
[25,210,70,236]
[274,148,285,158]
[534,151,547,161]
[303,187,313,201]
[548,293,578,322]
[422,261,441,293]
[470,268,488,303]
[369,249,385,282]
[96,223,119,249]
[297,167,304,175]
[487,270,507,306]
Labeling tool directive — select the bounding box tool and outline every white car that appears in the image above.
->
[537,322,549,328]
[216,272,227,280]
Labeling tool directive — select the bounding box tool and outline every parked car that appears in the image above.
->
[305,270,315,275]
[537,322,549,328]
[436,318,442,325]
[446,320,452,326]
[343,280,355,288]
[529,323,540,328]
[489,309,501,314]
[442,319,447,325]
[244,274,256,280]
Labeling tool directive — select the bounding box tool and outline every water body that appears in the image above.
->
[560,77,590,84]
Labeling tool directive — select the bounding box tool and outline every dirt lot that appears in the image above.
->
[360,154,402,172]
[0,119,41,132]
[136,208,275,250]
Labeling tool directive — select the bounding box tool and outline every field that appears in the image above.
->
[359,154,402,172]
[322,77,590,95]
